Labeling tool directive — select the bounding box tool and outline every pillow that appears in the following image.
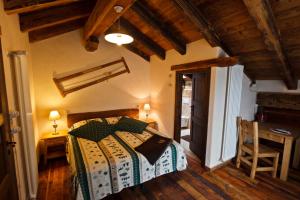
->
[115,117,148,134]
[69,121,114,142]
[104,117,122,124]
[69,118,103,131]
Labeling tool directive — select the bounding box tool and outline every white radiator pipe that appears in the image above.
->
[8,51,38,199]
[219,67,231,162]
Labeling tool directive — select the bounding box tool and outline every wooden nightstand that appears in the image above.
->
[40,130,68,165]
[140,118,158,130]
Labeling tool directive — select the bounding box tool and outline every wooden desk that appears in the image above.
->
[258,123,299,181]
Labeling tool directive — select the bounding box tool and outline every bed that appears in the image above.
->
[66,108,187,200]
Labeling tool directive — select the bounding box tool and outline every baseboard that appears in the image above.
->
[205,159,233,172]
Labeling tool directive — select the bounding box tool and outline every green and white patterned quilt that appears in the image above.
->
[67,126,187,200]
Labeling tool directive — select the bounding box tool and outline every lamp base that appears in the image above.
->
[52,124,58,135]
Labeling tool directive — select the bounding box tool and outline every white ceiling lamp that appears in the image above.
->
[104,6,134,46]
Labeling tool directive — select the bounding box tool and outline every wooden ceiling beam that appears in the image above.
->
[19,1,94,32]
[243,0,297,89]
[131,0,186,55]
[172,0,232,56]
[119,18,165,60]
[4,0,81,14]
[124,44,151,62]
[171,57,239,71]
[83,0,135,51]
[29,18,87,43]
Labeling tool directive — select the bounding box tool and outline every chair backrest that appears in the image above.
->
[237,117,259,153]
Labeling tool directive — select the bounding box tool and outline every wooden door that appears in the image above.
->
[189,69,210,164]
[0,39,19,200]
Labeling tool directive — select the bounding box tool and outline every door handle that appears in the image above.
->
[7,141,17,147]
[11,126,21,135]
[9,111,20,120]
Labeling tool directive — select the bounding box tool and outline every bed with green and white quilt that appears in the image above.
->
[67,117,187,200]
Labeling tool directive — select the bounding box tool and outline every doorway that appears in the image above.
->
[174,68,211,165]
[0,38,19,200]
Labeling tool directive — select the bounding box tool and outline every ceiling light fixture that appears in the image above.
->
[104,6,134,46]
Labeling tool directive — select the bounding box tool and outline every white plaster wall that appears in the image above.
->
[30,30,151,135]
[206,65,244,167]
[150,40,219,136]
[256,80,300,93]
[240,74,257,120]
[0,2,38,199]
[205,67,227,167]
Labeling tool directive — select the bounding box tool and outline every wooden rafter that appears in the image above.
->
[172,0,232,56]
[242,0,297,89]
[19,1,94,32]
[119,18,165,60]
[4,0,80,14]
[124,44,150,62]
[131,0,186,55]
[171,57,239,71]
[29,18,87,43]
[83,0,135,51]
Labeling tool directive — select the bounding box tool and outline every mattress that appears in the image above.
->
[67,126,187,200]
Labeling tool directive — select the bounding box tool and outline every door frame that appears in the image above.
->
[174,68,211,144]
[0,36,19,200]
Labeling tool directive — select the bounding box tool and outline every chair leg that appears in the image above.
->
[236,149,242,168]
[250,156,258,180]
[272,154,279,178]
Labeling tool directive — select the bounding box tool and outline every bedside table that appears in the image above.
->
[140,118,158,130]
[40,130,68,165]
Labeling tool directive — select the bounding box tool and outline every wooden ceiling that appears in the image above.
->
[3,0,300,89]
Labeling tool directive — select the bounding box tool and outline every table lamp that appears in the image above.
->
[49,110,61,135]
[144,103,151,120]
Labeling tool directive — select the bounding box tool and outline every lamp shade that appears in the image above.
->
[144,104,151,111]
[105,33,134,46]
[104,21,134,46]
[49,110,61,121]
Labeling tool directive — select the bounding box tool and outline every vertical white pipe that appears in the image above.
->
[9,51,38,199]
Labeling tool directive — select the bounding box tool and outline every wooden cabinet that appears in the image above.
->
[40,130,68,165]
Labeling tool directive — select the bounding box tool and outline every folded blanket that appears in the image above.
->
[135,134,172,165]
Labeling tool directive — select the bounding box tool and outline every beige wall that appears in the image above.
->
[150,40,219,136]
[0,2,39,199]
[30,30,150,136]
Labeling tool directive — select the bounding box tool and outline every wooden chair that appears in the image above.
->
[236,117,279,179]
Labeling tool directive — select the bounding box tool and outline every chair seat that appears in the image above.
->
[242,143,279,157]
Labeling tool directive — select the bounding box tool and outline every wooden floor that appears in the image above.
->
[37,154,300,200]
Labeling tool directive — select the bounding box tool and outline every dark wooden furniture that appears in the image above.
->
[67,108,139,127]
[236,118,279,180]
[40,130,68,165]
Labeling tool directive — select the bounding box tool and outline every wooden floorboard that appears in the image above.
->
[37,155,300,200]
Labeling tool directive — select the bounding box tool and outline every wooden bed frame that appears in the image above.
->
[67,108,139,127]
